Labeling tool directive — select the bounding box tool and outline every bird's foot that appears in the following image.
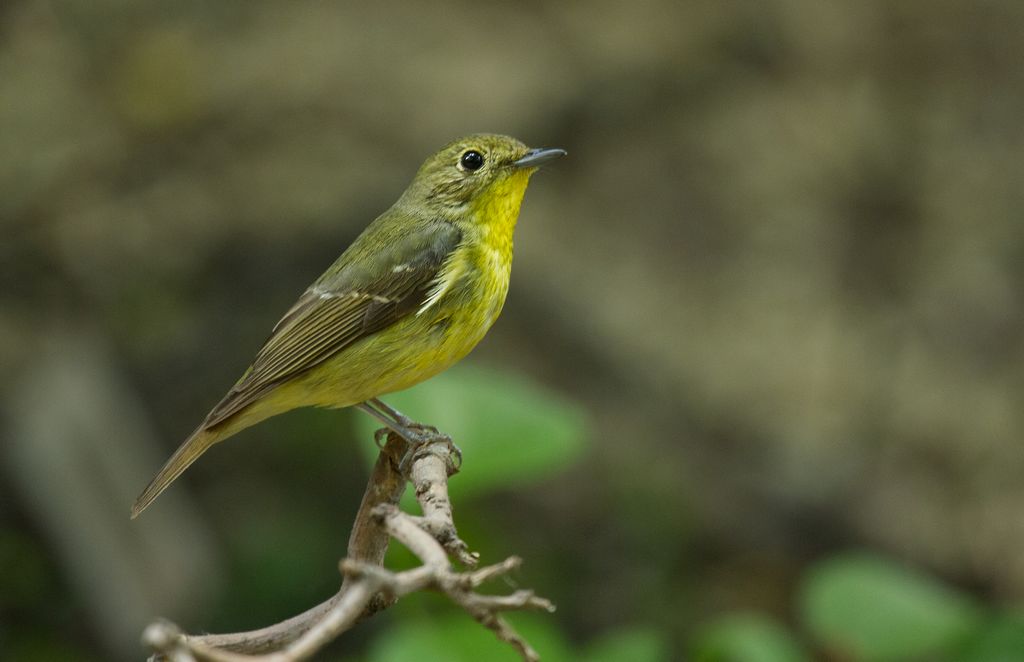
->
[397,426,461,477]
[361,400,461,473]
[371,421,461,475]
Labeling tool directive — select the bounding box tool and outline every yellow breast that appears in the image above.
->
[396,168,531,376]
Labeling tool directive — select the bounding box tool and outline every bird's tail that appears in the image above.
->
[131,426,220,519]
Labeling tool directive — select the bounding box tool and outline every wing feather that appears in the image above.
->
[202,221,461,428]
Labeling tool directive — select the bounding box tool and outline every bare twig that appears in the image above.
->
[143,431,554,662]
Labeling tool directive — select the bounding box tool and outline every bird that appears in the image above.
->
[131,134,565,518]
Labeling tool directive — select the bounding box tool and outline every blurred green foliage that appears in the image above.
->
[366,611,668,662]
[960,613,1024,662]
[354,365,588,500]
[691,553,1024,662]
[801,553,983,659]
[692,614,808,662]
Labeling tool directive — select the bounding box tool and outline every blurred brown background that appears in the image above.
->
[2,1,1023,660]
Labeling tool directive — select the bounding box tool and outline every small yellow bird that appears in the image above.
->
[132,134,565,518]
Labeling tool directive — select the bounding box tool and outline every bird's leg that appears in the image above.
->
[366,399,417,430]
[355,402,422,443]
[368,399,459,466]
[357,400,462,473]
[368,398,437,433]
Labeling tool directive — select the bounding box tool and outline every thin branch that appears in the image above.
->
[143,430,553,662]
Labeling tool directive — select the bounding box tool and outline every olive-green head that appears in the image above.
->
[399,133,566,213]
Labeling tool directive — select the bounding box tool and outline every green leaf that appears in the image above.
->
[692,613,807,662]
[5,629,105,662]
[583,626,671,662]
[800,552,984,661]
[959,610,1024,662]
[367,612,572,662]
[355,365,588,499]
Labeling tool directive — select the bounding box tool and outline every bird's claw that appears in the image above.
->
[370,411,459,477]
[407,422,440,436]
[397,429,462,477]
[448,441,463,471]
[373,427,391,449]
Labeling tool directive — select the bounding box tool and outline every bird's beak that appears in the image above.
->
[513,147,567,169]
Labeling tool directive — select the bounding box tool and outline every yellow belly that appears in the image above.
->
[265,254,509,412]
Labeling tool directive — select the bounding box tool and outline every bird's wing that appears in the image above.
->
[202,221,461,428]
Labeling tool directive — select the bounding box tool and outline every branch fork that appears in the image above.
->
[143,431,554,662]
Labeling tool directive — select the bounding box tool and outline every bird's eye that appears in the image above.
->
[459,150,485,171]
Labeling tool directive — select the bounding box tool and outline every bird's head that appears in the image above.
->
[401,134,565,216]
